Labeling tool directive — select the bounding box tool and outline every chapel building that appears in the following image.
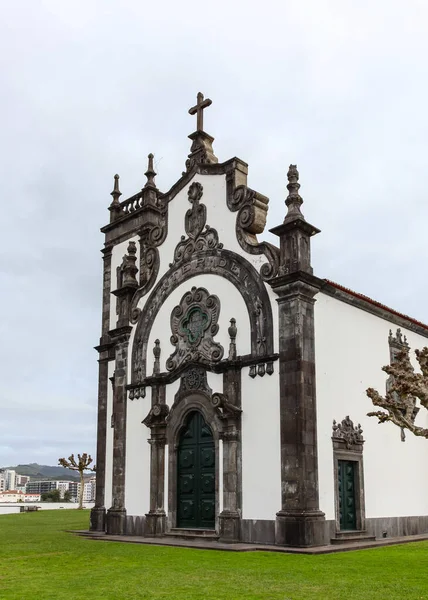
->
[90,94,428,547]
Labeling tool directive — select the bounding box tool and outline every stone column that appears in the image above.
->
[271,277,326,546]
[218,369,242,543]
[90,247,113,532]
[269,164,326,547]
[143,385,168,536]
[106,326,132,535]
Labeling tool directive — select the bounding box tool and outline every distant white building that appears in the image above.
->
[0,490,41,503]
[83,477,96,502]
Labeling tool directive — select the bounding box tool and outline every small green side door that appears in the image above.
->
[177,411,215,529]
[338,460,357,530]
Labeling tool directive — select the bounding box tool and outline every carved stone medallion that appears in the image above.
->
[166,286,224,371]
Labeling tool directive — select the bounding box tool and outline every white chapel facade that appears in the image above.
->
[90,94,428,547]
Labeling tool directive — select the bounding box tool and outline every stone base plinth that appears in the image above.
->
[106,508,127,535]
[275,510,327,547]
[145,511,167,537]
[90,506,106,532]
[219,511,241,543]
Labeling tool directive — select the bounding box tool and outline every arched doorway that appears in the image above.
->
[177,411,215,529]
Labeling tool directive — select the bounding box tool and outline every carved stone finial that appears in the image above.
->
[284,164,305,223]
[121,241,138,288]
[332,416,364,449]
[144,153,157,189]
[388,328,408,349]
[110,174,122,205]
[109,174,122,222]
[153,339,161,374]
[228,318,237,360]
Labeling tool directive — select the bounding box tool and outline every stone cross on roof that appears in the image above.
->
[188,92,212,132]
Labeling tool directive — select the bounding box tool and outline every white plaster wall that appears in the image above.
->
[241,370,281,520]
[109,235,139,331]
[315,292,428,521]
[125,388,151,515]
[104,360,115,510]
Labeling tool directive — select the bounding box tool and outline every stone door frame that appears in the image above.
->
[166,393,222,532]
[333,448,366,532]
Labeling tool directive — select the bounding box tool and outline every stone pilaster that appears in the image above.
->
[269,164,326,547]
[90,247,113,532]
[106,325,132,535]
[271,276,326,547]
[218,369,242,543]
[143,384,168,536]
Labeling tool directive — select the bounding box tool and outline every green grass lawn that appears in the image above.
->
[1,510,428,600]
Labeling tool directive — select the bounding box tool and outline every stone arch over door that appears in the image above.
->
[166,393,223,532]
[131,248,274,385]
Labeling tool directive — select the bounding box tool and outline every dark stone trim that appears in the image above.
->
[228,185,280,280]
[130,354,279,389]
[90,247,114,532]
[271,278,326,547]
[219,368,242,543]
[106,327,132,535]
[143,383,167,537]
[90,358,109,532]
[131,249,274,385]
[321,281,428,339]
[332,443,366,534]
[241,519,276,545]
[326,515,428,541]
[101,247,112,339]
[100,158,247,240]
[166,393,222,532]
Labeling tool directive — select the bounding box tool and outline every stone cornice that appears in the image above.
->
[129,353,279,389]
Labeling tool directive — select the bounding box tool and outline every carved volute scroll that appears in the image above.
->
[227,185,279,280]
[166,287,224,372]
[332,416,364,450]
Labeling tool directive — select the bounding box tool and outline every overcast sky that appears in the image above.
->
[1,0,427,468]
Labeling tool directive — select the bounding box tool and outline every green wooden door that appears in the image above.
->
[177,411,215,529]
[338,460,357,530]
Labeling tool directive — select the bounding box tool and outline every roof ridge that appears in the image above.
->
[324,279,428,331]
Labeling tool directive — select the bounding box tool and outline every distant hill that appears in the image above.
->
[1,463,80,481]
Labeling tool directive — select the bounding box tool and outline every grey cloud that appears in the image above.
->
[1,0,427,466]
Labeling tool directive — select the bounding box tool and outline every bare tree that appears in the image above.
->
[366,344,428,439]
[58,453,96,509]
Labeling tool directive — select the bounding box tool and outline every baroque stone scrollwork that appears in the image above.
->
[142,403,170,428]
[131,248,274,386]
[171,183,222,266]
[166,286,224,372]
[211,393,242,419]
[130,221,168,325]
[332,416,364,449]
[227,185,279,280]
[174,367,213,403]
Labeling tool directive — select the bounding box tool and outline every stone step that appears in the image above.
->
[331,533,376,545]
[334,529,369,538]
[166,528,219,540]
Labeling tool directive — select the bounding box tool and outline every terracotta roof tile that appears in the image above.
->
[324,279,428,331]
